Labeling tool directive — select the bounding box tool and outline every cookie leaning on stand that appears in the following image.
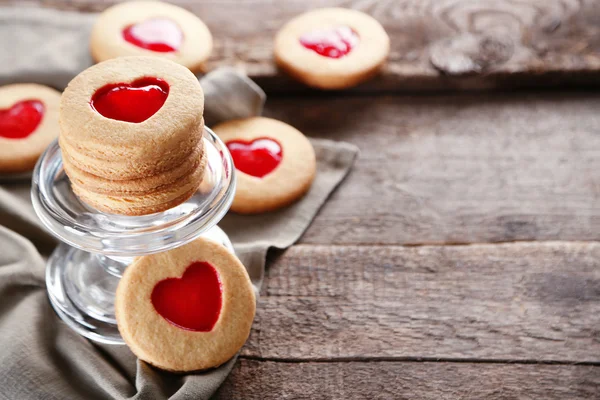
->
[0,84,61,173]
[115,237,256,372]
[59,56,206,216]
[214,117,316,214]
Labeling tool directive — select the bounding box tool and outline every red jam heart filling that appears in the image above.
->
[151,261,222,332]
[122,18,183,53]
[299,26,359,58]
[226,138,283,178]
[91,77,169,123]
[0,100,44,139]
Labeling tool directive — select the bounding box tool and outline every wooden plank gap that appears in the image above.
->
[239,354,600,366]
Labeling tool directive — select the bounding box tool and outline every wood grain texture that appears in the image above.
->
[242,242,600,362]
[215,359,600,400]
[261,92,600,245]
[7,0,600,92]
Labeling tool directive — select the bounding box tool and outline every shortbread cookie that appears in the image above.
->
[214,117,316,214]
[62,139,204,194]
[72,176,199,216]
[91,1,213,73]
[68,145,206,215]
[274,8,390,89]
[0,84,61,173]
[116,237,256,372]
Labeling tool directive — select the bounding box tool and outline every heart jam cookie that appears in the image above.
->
[91,1,212,73]
[115,237,255,372]
[60,56,206,216]
[122,18,183,53]
[275,8,390,89]
[0,84,61,173]
[215,117,316,214]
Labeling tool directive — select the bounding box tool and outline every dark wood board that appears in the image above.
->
[242,242,600,362]
[215,359,600,400]
[261,92,600,245]
[6,0,600,92]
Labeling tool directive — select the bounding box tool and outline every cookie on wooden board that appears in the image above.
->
[115,237,256,372]
[91,1,213,73]
[274,8,390,89]
[69,147,206,216]
[214,117,316,214]
[0,84,61,173]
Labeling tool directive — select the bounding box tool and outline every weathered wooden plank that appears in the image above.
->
[261,93,600,245]
[214,359,600,400]
[8,0,600,92]
[242,242,600,362]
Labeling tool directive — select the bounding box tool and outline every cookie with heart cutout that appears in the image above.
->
[91,1,213,73]
[115,237,256,372]
[214,117,316,214]
[274,8,390,90]
[0,84,61,173]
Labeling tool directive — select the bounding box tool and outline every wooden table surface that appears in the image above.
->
[5,0,600,398]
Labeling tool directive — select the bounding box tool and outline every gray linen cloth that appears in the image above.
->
[0,7,359,400]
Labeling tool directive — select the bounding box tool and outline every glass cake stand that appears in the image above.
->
[31,127,236,345]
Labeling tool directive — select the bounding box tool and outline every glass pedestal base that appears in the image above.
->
[46,226,234,345]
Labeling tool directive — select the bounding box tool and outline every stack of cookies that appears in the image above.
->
[59,56,206,216]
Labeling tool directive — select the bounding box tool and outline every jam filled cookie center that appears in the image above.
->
[226,138,283,178]
[299,25,359,58]
[91,77,169,123]
[123,18,183,53]
[151,262,223,332]
[0,99,44,139]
